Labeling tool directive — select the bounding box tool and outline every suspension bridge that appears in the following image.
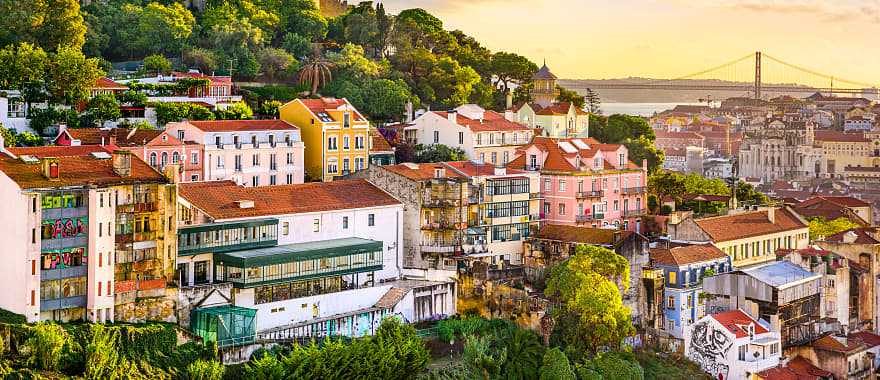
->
[564,52,880,99]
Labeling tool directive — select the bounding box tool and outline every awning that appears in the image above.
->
[214,237,383,268]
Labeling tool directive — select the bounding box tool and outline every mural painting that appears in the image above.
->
[42,217,87,240]
[687,319,732,379]
[42,247,87,270]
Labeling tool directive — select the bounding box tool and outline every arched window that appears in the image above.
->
[172,152,180,163]
[149,153,157,167]
[161,152,168,168]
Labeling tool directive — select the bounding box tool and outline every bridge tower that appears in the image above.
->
[754,51,762,100]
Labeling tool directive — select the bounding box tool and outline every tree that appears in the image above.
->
[576,351,644,380]
[298,51,333,96]
[184,360,224,380]
[585,88,601,114]
[544,245,634,354]
[462,335,506,380]
[0,42,49,90]
[280,2,327,42]
[154,102,214,126]
[624,136,664,174]
[257,48,297,81]
[46,46,105,105]
[0,0,86,52]
[397,8,444,35]
[183,48,219,74]
[736,180,768,206]
[0,125,16,147]
[594,114,654,145]
[214,102,254,120]
[808,217,861,240]
[556,86,585,109]
[242,354,284,380]
[281,33,312,59]
[259,100,282,117]
[361,79,415,121]
[501,328,545,379]
[427,57,480,108]
[135,2,195,55]
[142,55,171,76]
[84,325,120,380]
[490,52,537,93]
[539,348,575,380]
[414,144,466,163]
[85,94,121,127]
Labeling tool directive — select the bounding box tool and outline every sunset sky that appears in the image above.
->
[381,0,880,86]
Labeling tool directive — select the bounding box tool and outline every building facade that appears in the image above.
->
[166,120,305,186]
[685,310,782,380]
[508,137,648,232]
[279,97,371,181]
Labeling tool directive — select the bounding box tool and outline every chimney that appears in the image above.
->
[235,200,254,209]
[433,166,446,178]
[405,101,414,123]
[447,110,457,124]
[163,164,181,184]
[843,230,858,244]
[767,207,775,224]
[41,157,60,181]
[112,150,132,177]
[506,90,513,109]
[504,109,515,122]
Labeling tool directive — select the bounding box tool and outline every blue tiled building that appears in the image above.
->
[649,244,732,339]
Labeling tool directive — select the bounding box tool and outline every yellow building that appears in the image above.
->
[280,98,371,181]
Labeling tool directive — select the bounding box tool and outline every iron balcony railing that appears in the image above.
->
[576,190,604,199]
[621,187,646,195]
[623,209,647,217]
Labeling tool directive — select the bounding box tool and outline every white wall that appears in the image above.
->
[408,113,475,158]
[0,175,35,320]
[86,188,117,322]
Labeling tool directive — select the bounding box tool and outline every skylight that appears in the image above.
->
[571,139,589,150]
[316,112,334,123]
[557,141,577,154]
[90,151,112,159]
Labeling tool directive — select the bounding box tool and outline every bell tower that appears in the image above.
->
[530,61,559,107]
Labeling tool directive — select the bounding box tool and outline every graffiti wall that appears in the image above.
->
[42,217,88,240]
[42,247,88,270]
[687,319,733,379]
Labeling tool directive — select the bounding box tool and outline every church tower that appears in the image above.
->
[530,61,560,107]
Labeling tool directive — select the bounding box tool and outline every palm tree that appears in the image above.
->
[298,45,333,96]
[502,328,546,379]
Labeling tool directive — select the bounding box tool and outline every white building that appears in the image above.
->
[685,309,781,380]
[844,116,874,132]
[176,179,456,336]
[0,90,37,134]
[166,120,305,187]
[404,104,534,166]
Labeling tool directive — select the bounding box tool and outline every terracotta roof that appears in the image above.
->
[793,196,870,225]
[756,356,832,380]
[802,195,869,208]
[814,130,869,143]
[7,145,107,158]
[434,110,529,133]
[534,102,588,116]
[671,105,710,114]
[443,161,528,177]
[823,227,880,244]
[0,147,167,189]
[532,64,557,80]
[60,128,168,147]
[178,179,401,220]
[373,287,409,309]
[849,331,880,348]
[369,128,393,153]
[382,163,467,181]
[93,77,128,90]
[654,130,704,140]
[650,244,727,266]
[185,120,299,132]
[710,309,769,338]
[298,98,366,121]
[507,136,635,173]
[694,208,807,242]
[811,335,866,353]
[534,224,641,246]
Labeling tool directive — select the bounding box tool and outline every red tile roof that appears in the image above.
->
[534,224,642,246]
[849,331,880,349]
[814,130,870,143]
[7,145,108,158]
[823,227,880,244]
[382,163,467,181]
[710,309,769,338]
[443,161,528,177]
[534,102,587,116]
[694,208,807,243]
[185,120,298,132]
[793,196,870,225]
[370,128,394,153]
[507,136,636,173]
[654,130,704,140]
[650,244,728,266]
[60,128,169,147]
[756,356,832,380]
[298,98,366,121]
[178,179,401,220]
[93,77,128,90]
[811,335,866,353]
[434,110,529,133]
[0,147,167,189]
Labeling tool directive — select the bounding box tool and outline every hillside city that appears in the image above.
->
[0,0,879,379]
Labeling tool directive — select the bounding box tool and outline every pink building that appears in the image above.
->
[55,127,204,182]
[508,137,648,232]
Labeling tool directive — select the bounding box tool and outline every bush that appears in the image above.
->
[24,323,68,371]
[0,308,26,324]
[539,348,575,380]
[242,354,284,380]
[183,359,225,380]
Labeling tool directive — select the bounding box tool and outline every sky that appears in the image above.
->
[380,0,880,86]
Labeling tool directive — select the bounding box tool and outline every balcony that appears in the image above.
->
[576,190,604,199]
[117,202,158,213]
[575,215,593,224]
[622,187,646,195]
[178,219,278,256]
[115,230,157,244]
[40,295,87,312]
[623,209,646,217]
[421,221,466,231]
[525,165,542,171]
[530,192,543,199]
[420,243,461,254]
[529,214,543,221]
[422,197,461,208]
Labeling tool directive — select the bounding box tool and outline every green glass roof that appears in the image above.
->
[179,218,278,234]
[193,305,257,317]
[214,237,383,268]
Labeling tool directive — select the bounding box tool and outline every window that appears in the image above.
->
[313,219,320,232]
[283,222,289,235]
[544,179,551,191]
[458,132,464,144]
[558,203,566,215]
[215,136,222,147]
[668,271,677,285]
[433,131,439,143]
[270,175,277,185]
[543,202,550,215]
[355,135,365,149]
[149,153,157,167]
[327,136,338,150]
[270,154,277,170]
[667,296,674,308]
[327,158,338,174]
[287,152,294,165]
[503,151,509,163]
[491,152,497,164]
[559,180,566,192]
[252,176,259,187]
[343,136,350,150]
[252,154,260,166]
[619,153,625,166]
[251,135,258,148]
[217,156,224,168]
[343,216,349,229]
[286,174,293,184]
[234,135,241,148]
[355,157,365,171]
[234,155,242,171]
[191,152,198,164]
[738,345,747,361]
[529,155,537,168]
[172,152,180,163]
[368,214,375,226]
[99,223,103,237]
[343,113,351,128]
[191,175,199,181]
[687,294,693,307]
[343,158,350,173]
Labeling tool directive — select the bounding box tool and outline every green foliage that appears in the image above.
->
[413,144,467,163]
[539,348,576,380]
[46,45,105,105]
[584,88,601,114]
[0,0,87,52]
[242,354,285,380]
[556,86,585,109]
[27,107,79,134]
[397,9,444,34]
[153,102,215,126]
[736,180,769,206]
[624,135,664,174]
[0,308,26,324]
[182,49,219,74]
[462,335,506,380]
[83,324,119,380]
[501,328,545,379]
[214,102,254,120]
[0,42,49,90]
[576,351,644,380]
[545,245,634,354]
[259,100,283,117]
[281,33,312,59]
[142,55,172,75]
[242,84,307,102]
[490,52,537,93]
[134,2,195,55]
[85,93,121,126]
[118,90,147,107]
[183,359,225,380]
[257,48,298,81]
[24,323,68,371]
[635,350,711,380]
[591,114,654,145]
[808,217,861,240]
